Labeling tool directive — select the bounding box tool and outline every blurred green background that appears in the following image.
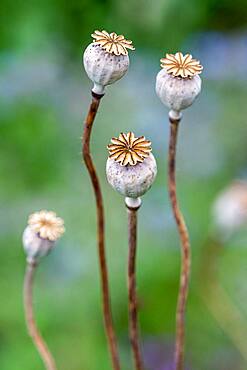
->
[1,1,247,369]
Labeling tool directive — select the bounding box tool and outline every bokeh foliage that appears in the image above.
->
[1,1,247,370]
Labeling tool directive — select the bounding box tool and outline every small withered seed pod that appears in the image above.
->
[22,210,65,263]
[212,181,247,238]
[156,52,203,113]
[106,132,157,199]
[83,30,135,94]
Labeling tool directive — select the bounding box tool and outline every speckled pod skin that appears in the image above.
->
[156,68,201,112]
[83,43,130,94]
[106,153,157,198]
[23,226,54,263]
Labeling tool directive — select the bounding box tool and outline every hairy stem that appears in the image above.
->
[168,116,191,370]
[127,205,144,370]
[82,91,121,370]
[23,261,57,370]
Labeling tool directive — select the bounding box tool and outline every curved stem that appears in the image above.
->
[23,262,57,370]
[82,92,121,370]
[168,116,191,370]
[127,205,144,370]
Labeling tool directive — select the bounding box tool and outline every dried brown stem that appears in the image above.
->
[127,205,144,370]
[168,117,191,370]
[82,91,121,370]
[23,261,57,370]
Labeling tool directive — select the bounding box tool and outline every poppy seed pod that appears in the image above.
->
[212,181,247,238]
[156,52,203,113]
[83,30,135,94]
[22,210,65,263]
[106,132,157,198]
[23,226,55,263]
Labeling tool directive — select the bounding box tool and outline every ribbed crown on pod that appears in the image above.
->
[91,30,135,56]
[160,52,203,78]
[28,210,65,241]
[107,132,152,166]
